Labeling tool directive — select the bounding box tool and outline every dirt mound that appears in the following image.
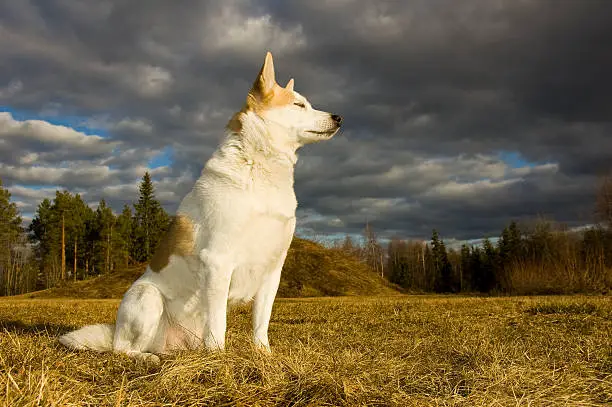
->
[22,238,399,299]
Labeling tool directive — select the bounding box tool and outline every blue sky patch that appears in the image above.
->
[498,150,537,168]
[148,146,174,169]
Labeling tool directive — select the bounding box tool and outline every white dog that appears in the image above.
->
[59,52,342,362]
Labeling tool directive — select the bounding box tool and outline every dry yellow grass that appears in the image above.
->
[0,295,610,406]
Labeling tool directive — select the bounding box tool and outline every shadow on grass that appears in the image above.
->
[0,320,74,337]
[524,302,609,318]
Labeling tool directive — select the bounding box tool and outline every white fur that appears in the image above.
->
[59,53,341,361]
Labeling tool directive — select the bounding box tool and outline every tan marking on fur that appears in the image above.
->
[247,82,295,113]
[226,108,246,133]
[150,214,195,273]
[227,52,295,132]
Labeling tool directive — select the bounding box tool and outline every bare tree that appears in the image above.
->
[363,222,385,278]
[596,173,612,229]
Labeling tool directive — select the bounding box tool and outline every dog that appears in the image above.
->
[59,52,342,363]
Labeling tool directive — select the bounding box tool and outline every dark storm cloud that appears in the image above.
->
[0,0,610,241]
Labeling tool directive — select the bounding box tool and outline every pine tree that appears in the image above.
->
[499,221,522,266]
[94,199,115,274]
[0,177,25,295]
[340,235,357,257]
[430,229,453,292]
[68,194,91,281]
[478,238,498,292]
[0,178,22,251]
[132,172,170,262]
[50,191,94,280]
[387,238,407,287]
[115,205,133,268]
[29,192,94,284]
[469,246,485,291]
[29,198,61,286]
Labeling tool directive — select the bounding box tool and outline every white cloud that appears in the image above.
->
[8,185,57,201]
[133,65,174,97]
[511,162,558,177]
[426,178,521,198]
[113,117,154,134]
[207,7,306,53]
[0,112,117,163]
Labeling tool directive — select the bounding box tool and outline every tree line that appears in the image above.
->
[0,172,170,295]
[379,221,611,295]
[343,176,612,295]
[1,172,611,296]
[338,220,611,295]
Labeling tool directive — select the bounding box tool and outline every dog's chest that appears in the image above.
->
[225,179,297,302]
[238,179,296,257]
[249,174,297,220]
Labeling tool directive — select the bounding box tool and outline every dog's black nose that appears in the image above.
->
[331,114,343,125]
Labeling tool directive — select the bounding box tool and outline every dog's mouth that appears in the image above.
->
[306,128,338,137]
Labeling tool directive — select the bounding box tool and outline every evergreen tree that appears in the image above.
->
[387,238,408,288]
[29,198,61,286]
[430,229,453,292]
[478,238,498,292]
[94,199,115,274]
[423,244,435,291]
[51,191,93,280]
[499,221,522,266]
[497,221,522,291]
[29,191,93,284]
[132,172,170,262]
[82,206,97,278]
[0,178,25,295]
[115,204,133,268]
[340,235,358,257]
[469,246,484,291]
[67,194,91,281]
[51,190,73,280]
[0,178,22,251]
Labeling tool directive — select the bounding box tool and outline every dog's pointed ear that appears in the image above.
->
[285,78,294,91]
[249,52,276,103]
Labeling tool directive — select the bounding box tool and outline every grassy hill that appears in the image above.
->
[22,237,399,299]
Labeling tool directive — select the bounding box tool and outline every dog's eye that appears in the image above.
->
[294,102,306,108]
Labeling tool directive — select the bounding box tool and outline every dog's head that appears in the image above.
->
[237,52,342,145]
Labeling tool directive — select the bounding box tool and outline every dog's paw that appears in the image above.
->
[142,353,161,365]
[127,351,161,365]
[254,340,272,354]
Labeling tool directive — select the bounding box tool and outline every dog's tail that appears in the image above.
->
[59,324,115,352]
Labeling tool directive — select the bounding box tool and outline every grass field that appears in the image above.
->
[0,295,610,406]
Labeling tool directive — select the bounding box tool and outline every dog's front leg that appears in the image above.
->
[199,249,232,351]
[252,262,283,352]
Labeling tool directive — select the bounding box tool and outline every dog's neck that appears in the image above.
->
[222,110,298,163]
[204,110,299,186]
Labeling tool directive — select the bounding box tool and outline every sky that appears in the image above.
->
[1,0,611,244]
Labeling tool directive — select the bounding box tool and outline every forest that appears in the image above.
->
[0,173,611,296]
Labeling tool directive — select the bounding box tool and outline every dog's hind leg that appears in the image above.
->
[113,283,165,364]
